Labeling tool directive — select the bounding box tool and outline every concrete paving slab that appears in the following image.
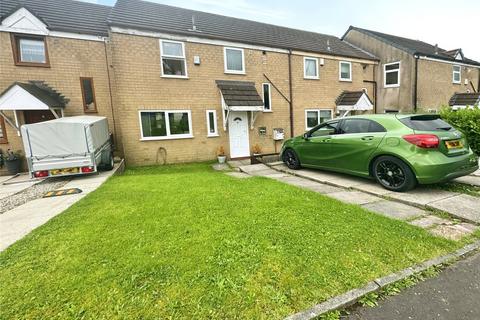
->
[305,184,344,194]
[279,176,323,189]
[429,224,476,241]
[329,191,381,205]
[227,159,250,169]
[248,169,280,176]
[428,194,480,223]
[352,181,393,196]
[212,163,230,171]
[409,215,453,228]
[239,163,270,174]
[387,187,456,206]
[225,172,251,179]
[454,175,480,187]
[0,162,123,252]
[362,200,427,221]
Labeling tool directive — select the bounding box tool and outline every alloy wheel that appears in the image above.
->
[284,150,299,169]
[375,160,406,188]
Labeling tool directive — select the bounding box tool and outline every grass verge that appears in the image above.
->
[0,163,460,319]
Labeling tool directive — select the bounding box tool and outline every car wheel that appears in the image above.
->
[103,152,114,171]
[373,156,416,192]
[283,148,301,170]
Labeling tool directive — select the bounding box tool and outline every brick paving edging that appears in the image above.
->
[285,240,480,320]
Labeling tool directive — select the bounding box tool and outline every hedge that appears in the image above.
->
[440,106,480,155]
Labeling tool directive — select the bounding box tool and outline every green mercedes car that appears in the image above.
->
[280,114,478,192]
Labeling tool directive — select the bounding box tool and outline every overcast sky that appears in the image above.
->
[83,0,480,61]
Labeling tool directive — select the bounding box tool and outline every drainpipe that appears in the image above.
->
[288,49,294,137]
[413,54,419,113]
[103,39,118,150]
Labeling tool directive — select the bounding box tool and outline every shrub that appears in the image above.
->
[440,106,480,155]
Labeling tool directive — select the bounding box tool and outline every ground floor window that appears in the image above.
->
[139,110,192,140]
[0,116,7,143]
[305,109,333,130]
[206,110,218,137]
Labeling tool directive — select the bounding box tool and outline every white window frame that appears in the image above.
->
[262,83,272,112]
[223,47,245,74]
[305,109,333,130]
[139,110,193,141]
[206,109,219,137]
[383,61,401,88]
[160,39,188,78]
[452,65,461,84]
[304,57,319,79]
[339,61,352,81]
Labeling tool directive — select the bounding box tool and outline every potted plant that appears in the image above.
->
[252,144,262,156]
[4,149,22,175]
[217,146,226,164]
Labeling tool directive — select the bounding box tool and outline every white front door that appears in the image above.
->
[228,111,250,158]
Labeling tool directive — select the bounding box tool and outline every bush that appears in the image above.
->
[440,106,480,155]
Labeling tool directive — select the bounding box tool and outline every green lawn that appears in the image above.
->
[0,163,459,319]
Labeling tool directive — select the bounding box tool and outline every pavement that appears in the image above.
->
[236,163,479,241]
[347,251,480,320]
[0,161,124,252]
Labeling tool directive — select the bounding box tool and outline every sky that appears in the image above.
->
[81,0,480,61]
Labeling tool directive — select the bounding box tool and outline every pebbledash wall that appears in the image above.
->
[0,31,116,174]
[109,31,376,165]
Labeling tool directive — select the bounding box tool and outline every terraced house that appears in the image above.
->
[1,0,478,168]
[342,26,480,113]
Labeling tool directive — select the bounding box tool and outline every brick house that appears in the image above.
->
[107,0,377,165]
[0,0,116,174]
[342,26,480,113]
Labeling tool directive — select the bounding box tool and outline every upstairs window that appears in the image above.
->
[12,34,49,66]
[262,83,272,111]
[339,61,352,81]
[384,62,400,87]
[304,57,319,79]
[80,77,97,113]
[224,47,245,73]
[160,40,187,77]
[452,65,461,84]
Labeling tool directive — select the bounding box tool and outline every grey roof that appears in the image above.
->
[344,26,480,66]
[449,92,480,106]
[0,81,69,107]
[0,0,111,36]
[216,80,263,107]
[335,91,372,106]
[109,0,376,60]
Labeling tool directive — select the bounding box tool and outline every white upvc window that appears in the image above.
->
[139,110,193,140]
[304,57,319,79]
[224,47,245,74]
[262,83,272,111]
[339,61,352,81]
[305,109,333,130]
[206,110,218,137]
[160,39,188,78]
[452,65,461,84]
[383,61,400,88]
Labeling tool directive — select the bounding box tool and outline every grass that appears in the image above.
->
[0,163,460,319]
[433,181,480,197]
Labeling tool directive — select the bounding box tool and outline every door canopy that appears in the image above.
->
[0,81,68,111]
[335,91,373,111]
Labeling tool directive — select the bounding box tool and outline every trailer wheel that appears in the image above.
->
[104,152,114,171]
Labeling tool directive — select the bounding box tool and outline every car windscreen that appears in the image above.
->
[399,115,453,131]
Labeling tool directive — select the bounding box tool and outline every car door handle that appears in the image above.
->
[361,136,374,141]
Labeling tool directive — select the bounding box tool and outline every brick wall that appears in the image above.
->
[110,32,376,165]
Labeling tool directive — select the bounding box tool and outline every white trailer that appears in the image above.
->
[21,116,114,178]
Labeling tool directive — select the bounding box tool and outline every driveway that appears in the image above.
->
[348,251,480,320]
[0,161,124,252]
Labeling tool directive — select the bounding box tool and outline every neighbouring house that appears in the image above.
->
[0,0,116,174]
[107,0,377,165]
[342,26,480,113]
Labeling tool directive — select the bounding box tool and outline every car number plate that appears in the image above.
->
[445,140,463,149]
[50,167,79,176]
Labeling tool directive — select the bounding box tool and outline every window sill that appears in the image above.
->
[207,134,220,138]
[140,135,194,141]
[224,71,246,75]
[263,110,273,113]
[304,77,319,80]
[84,110,98,113]
[452,82,461,85]
[384,84,400,88]
[339,79,352,82]
[14,62,50,68]
[161,75,189,79]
